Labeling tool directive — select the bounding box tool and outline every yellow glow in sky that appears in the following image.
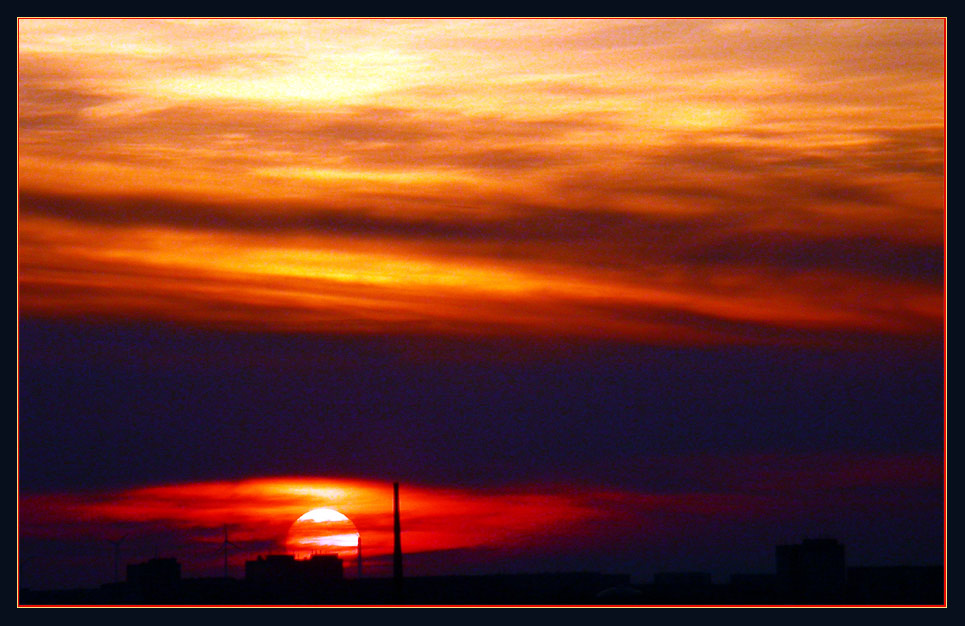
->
[17,18,945,343]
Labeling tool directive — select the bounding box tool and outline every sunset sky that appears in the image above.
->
[18,18,944,591]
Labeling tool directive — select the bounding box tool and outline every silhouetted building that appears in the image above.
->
[776,538,846,600]
[126,557,181,602]
[246,554,342,588]
[243,553,344,602]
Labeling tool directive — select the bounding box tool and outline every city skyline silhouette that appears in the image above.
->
[19,487,944,605]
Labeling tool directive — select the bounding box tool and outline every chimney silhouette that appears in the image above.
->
[357,535,362,579]
[393,481,403,599]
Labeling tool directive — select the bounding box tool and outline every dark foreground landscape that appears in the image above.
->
[20,538,943,606]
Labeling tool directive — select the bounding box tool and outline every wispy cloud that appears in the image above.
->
[18,18,945,343]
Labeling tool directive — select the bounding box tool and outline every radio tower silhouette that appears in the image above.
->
[107,534,127,583]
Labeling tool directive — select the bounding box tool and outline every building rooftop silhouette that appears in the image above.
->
[776,537,847,600]
[17,536,944,605]
[245,554,343,585]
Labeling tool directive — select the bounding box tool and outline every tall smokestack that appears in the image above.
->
[357,535,362,579]
[393,481,403,598]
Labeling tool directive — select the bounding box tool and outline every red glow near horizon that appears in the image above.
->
[17,452,943,580]
[19,477,596,578]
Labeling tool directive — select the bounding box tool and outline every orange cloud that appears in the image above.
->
[17,19,945,344]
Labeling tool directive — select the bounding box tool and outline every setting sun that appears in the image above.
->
[286,508,360,561]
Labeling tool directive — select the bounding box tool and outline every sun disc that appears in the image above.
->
[297,507,352,524]
[286,507,360,560]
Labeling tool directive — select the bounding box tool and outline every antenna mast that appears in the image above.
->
[107,535,127,583]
